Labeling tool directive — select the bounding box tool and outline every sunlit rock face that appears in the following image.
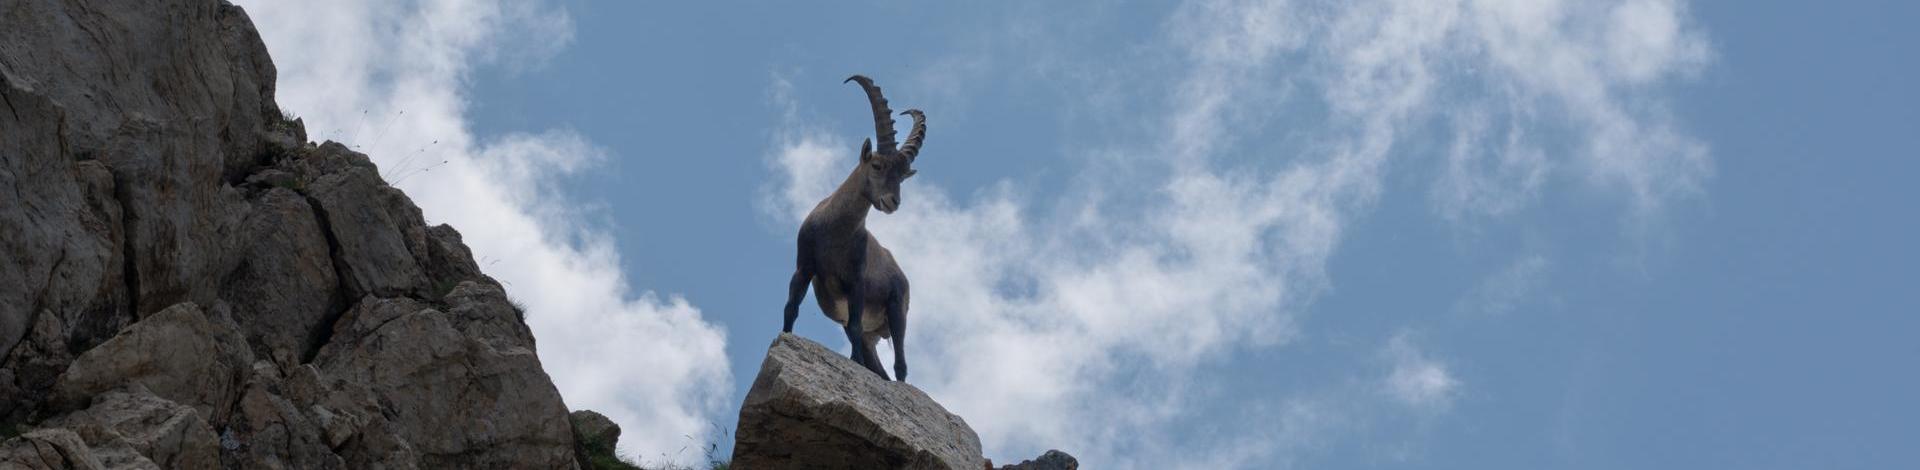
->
[732,333,985,470]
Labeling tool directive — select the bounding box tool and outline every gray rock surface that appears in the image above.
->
[996,450,1079,470]
[304,147,432,300]
[0,0,582,468]
[0,428,106,470]
[221,187,340,367]
[569,410,620,450]
[732,334,984,470]
[310,285,576,469]
[45,386,222,470]
[568,410,621,468]
[48,303,251,424]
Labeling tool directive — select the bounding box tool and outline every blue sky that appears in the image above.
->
[239,0,1916,468]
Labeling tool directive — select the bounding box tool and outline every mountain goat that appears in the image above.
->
[781,75,927,382]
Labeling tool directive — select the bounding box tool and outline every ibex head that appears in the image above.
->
[846,75,926,214]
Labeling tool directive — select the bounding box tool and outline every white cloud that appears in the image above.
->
[1434,107,1551,223]
[1462,0,1713,217]
[1384,333,1462,411]
[1457,253,1552,316]
[766,0,1708,467]
[234,0,731,462]
[1185,397,1347,469]
[1606,0,1712,85]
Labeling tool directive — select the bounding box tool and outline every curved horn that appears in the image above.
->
[844,75,898,155]
[898,109,926,161]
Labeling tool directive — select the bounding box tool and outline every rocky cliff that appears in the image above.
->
[1,0,579,468]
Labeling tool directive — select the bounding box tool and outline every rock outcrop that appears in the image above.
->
[1,0,581,467]
[995,450,1079,470]
[569,411,620,447]
[569,410,628,470]
[732,334,984,470]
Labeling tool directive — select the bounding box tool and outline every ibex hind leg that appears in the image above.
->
[862,335,890,381]
[842,283,888,379]
[844,333,887,379]
[782,269,811,333]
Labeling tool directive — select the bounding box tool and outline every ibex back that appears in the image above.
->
[782,75,927,382]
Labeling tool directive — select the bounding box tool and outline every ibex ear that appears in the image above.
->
[859,138,873,162]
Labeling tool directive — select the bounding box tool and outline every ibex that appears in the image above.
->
[782,75,926,382]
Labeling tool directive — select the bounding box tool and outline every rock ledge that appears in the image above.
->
[732,334,983,470]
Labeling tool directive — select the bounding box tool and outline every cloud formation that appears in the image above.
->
[234,0,731,461]
[1457,253,1553,316]
[767,0,1709,467]
[1384,333,1462,411]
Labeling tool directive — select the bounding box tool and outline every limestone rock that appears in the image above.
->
[313,288,575,469]
[220,187,340,367]
[996,450,1079,470]
[0,0,273,318]
[1,310,79,424]
[0,0,584,468]
[569,410,621,469]
[569,411,619,449]
[49,303,251,424]
[423,224,501,302]
[0,429,107,470]
[226,379,342,469]
[303,143,431,300]
[0,69,129,422]
[733,334,984,470]
[45,386,221,470]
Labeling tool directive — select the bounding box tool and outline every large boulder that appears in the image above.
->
[569,410,620,451]
[309,284,576,469]
[733,334,984,470]
[569,410,623,469]
[48,303,252,424]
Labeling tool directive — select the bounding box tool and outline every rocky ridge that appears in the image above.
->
[1,0,579,467]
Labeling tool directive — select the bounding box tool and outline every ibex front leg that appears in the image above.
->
[887,292,908,382]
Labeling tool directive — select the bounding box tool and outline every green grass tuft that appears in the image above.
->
[589,454,643,470]
[509,296,529,320]
[580,420,731,470]
[577,430,642,470]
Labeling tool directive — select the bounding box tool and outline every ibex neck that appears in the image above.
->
[818,166,873,232]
